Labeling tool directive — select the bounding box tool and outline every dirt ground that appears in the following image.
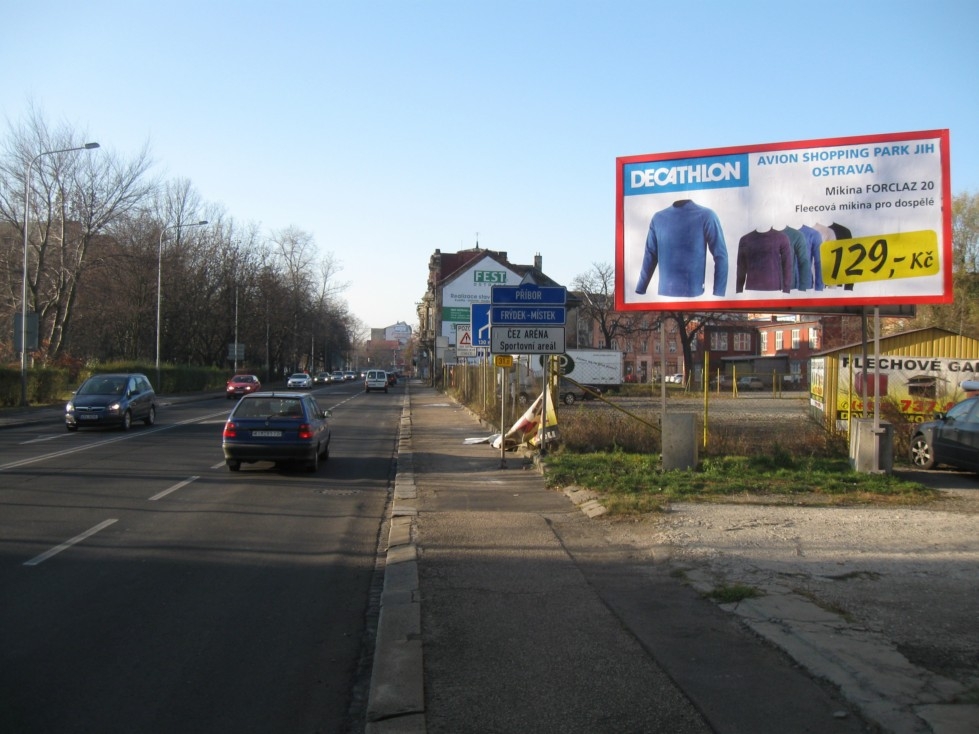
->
[602,467,979,698]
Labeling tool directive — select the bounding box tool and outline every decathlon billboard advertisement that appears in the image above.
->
[615,130,951,312]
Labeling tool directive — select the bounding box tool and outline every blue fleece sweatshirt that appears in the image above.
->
[635,200,729,298]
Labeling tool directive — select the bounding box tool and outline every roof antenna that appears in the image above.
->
[475,231,479,249]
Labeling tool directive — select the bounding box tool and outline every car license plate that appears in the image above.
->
[252,430,281,437]
[79,414,99,420]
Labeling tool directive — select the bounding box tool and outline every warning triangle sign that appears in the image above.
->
[459,331,472,346]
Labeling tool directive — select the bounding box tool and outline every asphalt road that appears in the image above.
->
[0,382,401,734]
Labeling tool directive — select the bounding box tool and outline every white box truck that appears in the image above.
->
[514,349,624,405]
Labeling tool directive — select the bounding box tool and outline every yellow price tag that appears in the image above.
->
[494,355,513,368]
[821,230,939,285]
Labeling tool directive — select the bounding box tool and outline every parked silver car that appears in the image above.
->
[286,372,313,389]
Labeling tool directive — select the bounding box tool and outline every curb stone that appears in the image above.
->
[366,389,426,734]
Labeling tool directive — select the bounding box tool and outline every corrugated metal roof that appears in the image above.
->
[812,327,979,359]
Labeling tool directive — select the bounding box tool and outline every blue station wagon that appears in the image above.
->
[222,392,331,472]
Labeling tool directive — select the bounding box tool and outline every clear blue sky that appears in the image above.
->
[7,0,978,332]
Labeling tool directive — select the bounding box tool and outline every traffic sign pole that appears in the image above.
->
[499,366,507,469]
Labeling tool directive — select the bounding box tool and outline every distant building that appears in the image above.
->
[371,321,412,345]
[700,317,766,382]
[365,322,412,372]
[417,247,569,381]
[754,315,823,385]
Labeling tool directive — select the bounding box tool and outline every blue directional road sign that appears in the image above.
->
[490,306,566,325]
[490,284,567,306]
[470,303,491,347]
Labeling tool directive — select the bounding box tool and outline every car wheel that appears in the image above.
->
[227,460,241,472]
[66,423,78,432]
[909,433,936,470]
[563,393,576,405]
[307,450,319,473]
[383,387,388,393]
[121,410,132,431]
[144,406,156,426]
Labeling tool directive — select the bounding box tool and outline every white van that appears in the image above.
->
[364,369,388,393]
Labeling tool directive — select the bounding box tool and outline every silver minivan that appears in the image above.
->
[364,369,388,393]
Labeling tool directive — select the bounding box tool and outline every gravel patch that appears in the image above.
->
[604,476,979,693]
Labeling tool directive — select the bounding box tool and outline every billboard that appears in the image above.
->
[615,130,951,311]
[440,259,519,341]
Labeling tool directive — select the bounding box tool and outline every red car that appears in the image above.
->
[226,374,262,399]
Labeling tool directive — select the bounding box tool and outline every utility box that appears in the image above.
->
[849,419,893,473]
[661,413,699,471]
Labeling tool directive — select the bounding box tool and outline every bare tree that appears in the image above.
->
[0,108,398,378]
[71,210,161,360]
[572,262,747,378]
[571,262,663,349]
[0,107,155,362]
[917,192,979,338]
[258,226,315,369]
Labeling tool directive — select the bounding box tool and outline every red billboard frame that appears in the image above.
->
[615,130,952,312]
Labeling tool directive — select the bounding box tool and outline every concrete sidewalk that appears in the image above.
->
[368,383,898,734]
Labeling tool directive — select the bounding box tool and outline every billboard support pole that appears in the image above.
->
[873,306,882,470]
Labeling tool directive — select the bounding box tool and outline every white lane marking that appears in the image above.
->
[23,519,118,566]
[148,476,200,501]
[21,434,70,445]
[211,461,226,470]
[0,411,230,472]
[329,395,358,410]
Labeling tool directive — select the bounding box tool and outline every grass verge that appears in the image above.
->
[542,448,941,515]
[707,584,763,604]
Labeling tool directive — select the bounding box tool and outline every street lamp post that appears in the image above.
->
[21,142,100,406]
[156,220,208,389]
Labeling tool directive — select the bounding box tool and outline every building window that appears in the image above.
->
[791,329,800,349]
[809,327,819,350]
[640,340,648,353]
[710,332,728,351]
[775,331,784,351]
[761,332,768,353]
[733,333,751,352]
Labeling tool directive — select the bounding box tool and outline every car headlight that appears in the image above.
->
[66,401,74,412]
[107,401,122,413]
